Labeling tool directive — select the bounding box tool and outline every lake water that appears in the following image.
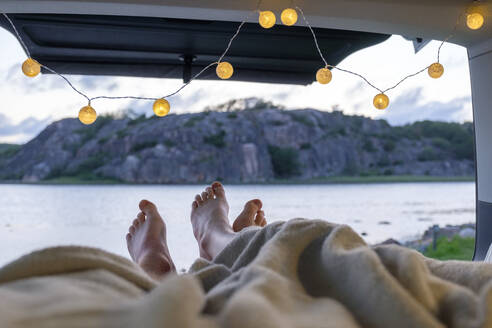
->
[0,182,475,271]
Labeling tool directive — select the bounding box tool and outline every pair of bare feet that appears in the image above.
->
[126,182,267,280]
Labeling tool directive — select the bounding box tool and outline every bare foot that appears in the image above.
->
[232,199,267,232]
[126,200,176,280]
[191,182,236,260]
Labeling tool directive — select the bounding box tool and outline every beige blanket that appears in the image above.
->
[1,219,492,328]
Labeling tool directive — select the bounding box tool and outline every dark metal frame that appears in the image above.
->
[0,13,390,85]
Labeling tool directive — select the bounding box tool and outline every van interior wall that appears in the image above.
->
[469,39,492,260]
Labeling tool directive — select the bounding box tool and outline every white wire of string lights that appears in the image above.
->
[1,0,487,124]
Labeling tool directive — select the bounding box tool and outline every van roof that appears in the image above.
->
[0,13,390,84]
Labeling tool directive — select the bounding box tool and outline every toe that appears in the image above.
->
[251,199,262,209]
[133,219,139,226]
[201,191,208,201]
[232,199,261,232]
[254,211,263,224]
[255,210,266,226]
[137,212,145,224]
[206,187,214,199]
[195,194,203,205]
[139,200,158,216]
[192,201,198,209]
[244,199,262,214]
[129,226,136,234]
[212,182,225,199]
[126,233,131,241]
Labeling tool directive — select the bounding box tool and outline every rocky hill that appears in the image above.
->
[0,98,475,183]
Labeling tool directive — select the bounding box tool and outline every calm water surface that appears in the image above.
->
[0,182,475,270]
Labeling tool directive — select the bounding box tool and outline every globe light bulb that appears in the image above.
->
[316,68,332,84]
[281,8,298,26]
[22,58,41,77]
[78,105,97,125]
[373,94,389,110]
[259,11,276,29]
[153,98,171,117]
[428,63,444,79]
[216,61,234,79]
[467,12,484,30]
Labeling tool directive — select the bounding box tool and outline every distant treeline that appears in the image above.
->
[391,121,474,160]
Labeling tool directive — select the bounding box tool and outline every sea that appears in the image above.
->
[0,182,475,271]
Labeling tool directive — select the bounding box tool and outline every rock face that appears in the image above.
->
[0,100,475,183]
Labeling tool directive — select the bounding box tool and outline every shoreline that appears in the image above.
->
[382,223,477,261]
[0,175,475,186]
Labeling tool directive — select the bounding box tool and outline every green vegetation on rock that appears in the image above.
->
[418,146,439,162]
[204,130,227,148]
[268,145,301,178]
[300,142,311,150]
[75,114,112,143]
[131,140,158,153]
[184,115,204,128]
[396,121,474,160]
[288,112,315,127]
[0,144,21,158]
[363,139,376,152]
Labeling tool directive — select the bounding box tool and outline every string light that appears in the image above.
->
[467,13,484,29]
[428,63,444,79]
[153,99,171,117]
[1,0,485,120]
[281,8,298,26]
[22,58,41,77]
[316,67,333,84]
[466,1,485,30]
[78,105,97,125]
[1,9,247,121]
[216,61,234,79]
[259,11,276,29]
[373,94,389,110]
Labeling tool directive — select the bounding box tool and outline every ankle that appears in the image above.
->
[199,225,236,260]
[138,252,174,279]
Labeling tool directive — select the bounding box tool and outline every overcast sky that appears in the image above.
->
[0,26,472,144]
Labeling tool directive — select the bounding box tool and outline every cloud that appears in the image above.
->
[270,91,291,103]
[345,81,365,98]
[5,63,66,91]
[119,90,207,117]
[4,64,121,95]
[0,113,51,143]
[378,88,472,125]
[77,75,118,92]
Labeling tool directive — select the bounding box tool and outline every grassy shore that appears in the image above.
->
[42,176,122,185]
[423,236,475,261]
[272,175,474,185]
[0,175,475,185]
